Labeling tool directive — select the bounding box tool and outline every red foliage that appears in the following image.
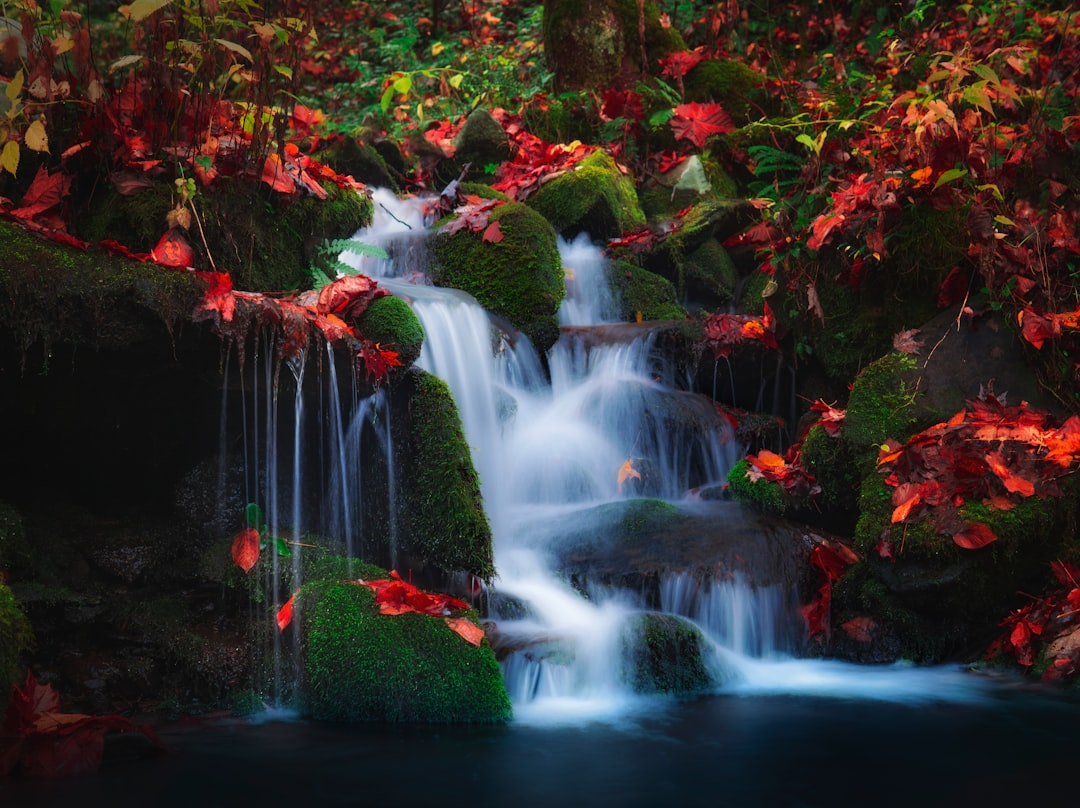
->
[230,527,261,573]
[490,109,594,201]
[438,197,505,241]
[702,303,780,358]
[810,399,846,437]
[802,540,859,640]
[669,102,735,150]
[1,672,162,778]
[878,392,1080,551]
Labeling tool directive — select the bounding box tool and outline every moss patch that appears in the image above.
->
[683,59,766,124]
[726,458,789,516]
[395,370,495,580]
[844,353,921,462]
[431,201,563,352]
[610,260,688,321]
[0,580,33,697]
[354,294,424,372]
[621,612,712,694]
[526,150,646,239]
[297,580,511,722]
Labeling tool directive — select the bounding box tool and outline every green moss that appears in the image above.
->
[431,201,564,352]
[396,370,495,579]
[726,459,788,516]
[323,137,400,190]
[799,423,860,516]
[0,580,33,696]
[621,612,711,694]
[457,183,510,202]
[610,260,688,321]
[354,295,424,371]
[0,220,202,365]
[526,150,646,239]
[297,580,511,722]
[844,353,920,462]
[683,59,766,124]
[681,238,738,306]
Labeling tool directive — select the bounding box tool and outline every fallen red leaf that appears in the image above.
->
[276,593,296,632]
[316,275,388,320]
[231,527,260,572]
[150,228,194,268]
[670,102,735,150]
[445,617,485,647]
[952,522,998,549]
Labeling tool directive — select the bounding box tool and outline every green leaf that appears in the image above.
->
[962,82,993,114]
[245,503,265,530]
[272,64,293,80]
[933,167,968,190]
[648,108,675,128]
[392,74,412,95]
[128,0,172,23]
[449,73,464,90]
[971,64,1000,85]
[215,38,253,62]
[5,70,23,104]
[273,538,291,558]
[379,84,394,113]
[340,241,389,260]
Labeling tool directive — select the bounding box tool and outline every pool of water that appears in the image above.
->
[5,678,1079,807]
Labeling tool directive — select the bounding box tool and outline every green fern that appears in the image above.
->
[307,238,390,290]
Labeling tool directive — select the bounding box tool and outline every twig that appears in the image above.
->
[379,202,411,230]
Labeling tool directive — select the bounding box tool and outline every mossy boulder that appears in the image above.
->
[834,472,1080,662]
[322,136,401,191]
[78,178,372,294]
[726,458,790,516]
[452,108,511,180]
[1,580,33,698]
[431,201,564,352]
[393,369,495,580]
[354,294,424,375]
[844,353,922,466]
[682,59,766,124]
[610,260,688,322]
[621,612,712,694]
[295,579,511,722]
[526,149,646,240]
[0,220,202,359]
[543,0,685,92]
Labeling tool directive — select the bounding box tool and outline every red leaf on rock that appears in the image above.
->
[194,271,236,324]
[261,153,296,194]
[953,522,998,549]
[445,617,485,646]
[317,275,388,320]
[482,220,503,243]
[670,102,735,149]
[150,228,194,268]
[841,616,877,643]
[658,49,706,80]
[231,527,260,572]
[10,167,70,221]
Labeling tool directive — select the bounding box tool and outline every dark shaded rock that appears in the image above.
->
[527,150,645,240]
[452,108,511,176]
[621,612,712,694]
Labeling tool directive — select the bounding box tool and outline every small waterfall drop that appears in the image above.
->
[339,192,993,718]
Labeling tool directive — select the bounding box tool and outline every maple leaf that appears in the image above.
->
[658,49,706,80]
[194,271,236,324]
[231,527,260,572]
[892,328,924,354]
[670,103,735,150]
[810,399,846,437]
[9,167,70,221]
[316,275,388,320]
[952,521,998,550]
[261,153,296,194]
[617,458,642,493]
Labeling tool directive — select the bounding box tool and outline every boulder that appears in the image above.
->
[527,150,646,240]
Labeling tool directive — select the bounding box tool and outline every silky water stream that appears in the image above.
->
[7,191,1080,807]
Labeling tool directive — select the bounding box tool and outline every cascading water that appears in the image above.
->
[341,191,994,719]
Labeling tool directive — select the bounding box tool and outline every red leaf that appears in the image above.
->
[953,522,998,549]
[445,617,485,646]
[316,275,388,320]
[670,103,735,150]
[877,539,896,561]
[840,616,877,643]
[10,167,70,221]
[985,450,1036,497]
[481,220,503,243]
[194,271,236,324]
[276,593,296,632]
[658,49,706,80]
[150,228,194,268]
[1050,559,1080,587]
[231,527,260,572]
[261,153,296,194]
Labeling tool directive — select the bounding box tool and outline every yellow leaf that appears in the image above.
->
[617,459,642,493]
[449,73,463,89]
[431,41,445,57]
[127,0,171,23]
[24,120,48,152]
[5,70,23,103]
[1,140,19,176]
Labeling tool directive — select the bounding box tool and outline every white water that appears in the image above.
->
[342,192,994,721]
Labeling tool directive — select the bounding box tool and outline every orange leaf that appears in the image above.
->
[617,458,642,492]
[985,451,1036,497]
[231,527,260,572]
[953,522,998,549]
[445,617,485,646]
[261,153,296,193]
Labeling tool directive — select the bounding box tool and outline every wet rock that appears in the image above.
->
[621,612,712,694]
[452,108,511,176]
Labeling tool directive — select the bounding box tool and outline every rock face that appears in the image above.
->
[620,612,713,694]
[527,150,646,239]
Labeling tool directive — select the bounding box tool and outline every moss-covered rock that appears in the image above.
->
[526,149,646,240]
[394,369,495,580]
[322,136,401,191]
[610,260,688,321]
[0,580,33,697]
[296,579,511,722]
[844,353,921,464]
[78,178,373,294]
[726,458,789,516]
[452,108,511,179]
[354,294,424,374]
[0,220,202,361]
[621,612,712,694]
[799,423,860,519]
[543,0,685,92]
[431,201,564,352]
[682,59,766,124]
[835,472,1080,662]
